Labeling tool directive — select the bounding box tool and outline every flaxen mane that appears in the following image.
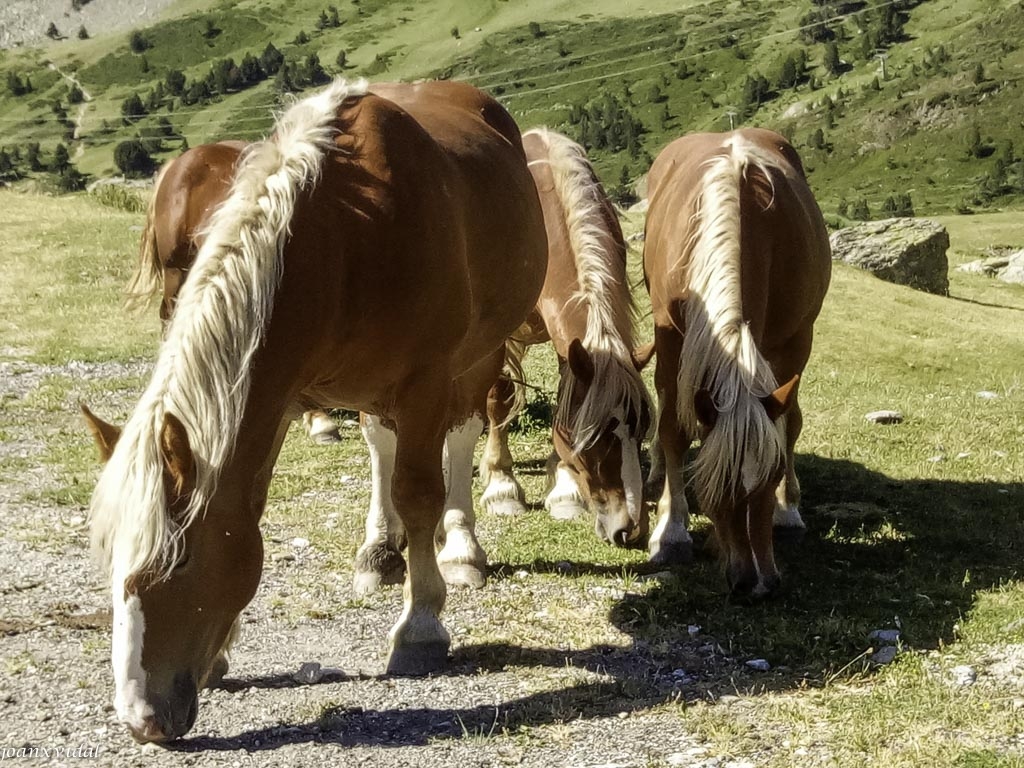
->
[527,128,649,449]
[90,78,369,579]
[673,135,785,514]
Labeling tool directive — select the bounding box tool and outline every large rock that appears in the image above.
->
[958,249,1024,285]
[830,218,950,295]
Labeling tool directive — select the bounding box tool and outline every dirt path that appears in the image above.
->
[0,357,735,767]
[47,63,91,161]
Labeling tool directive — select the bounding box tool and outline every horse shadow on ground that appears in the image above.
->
[171,455,1023,752]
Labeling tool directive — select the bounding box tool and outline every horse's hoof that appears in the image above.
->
[312,429,342,445]
[385,640,449,676]
[439,561,487,589]
[486,498,527,516]
[548,499,585,521]
[648,540,693,566]
[353,564,405,596]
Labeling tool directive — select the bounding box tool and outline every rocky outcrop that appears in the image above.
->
[830,218,950,295]
[957,250,1024,285]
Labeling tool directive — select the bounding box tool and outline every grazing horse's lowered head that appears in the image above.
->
[524,127,653,548]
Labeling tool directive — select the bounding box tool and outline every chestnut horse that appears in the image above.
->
[126,141,342,444]
[643,128,830,597]
[83,79,547,742]
[478,128,652,548]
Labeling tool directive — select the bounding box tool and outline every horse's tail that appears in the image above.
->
[527,127,634,353]
[123,162,170,312]
[675,136,783,516]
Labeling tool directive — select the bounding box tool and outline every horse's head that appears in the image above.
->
[553,340,652,548]
[691,375,799,597]
[83,406,263,743]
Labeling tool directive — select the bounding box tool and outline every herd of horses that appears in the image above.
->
[79,79,831,742]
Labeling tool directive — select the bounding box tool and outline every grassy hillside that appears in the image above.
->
[1,0,1023,220]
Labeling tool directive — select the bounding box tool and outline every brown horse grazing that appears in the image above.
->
[126,141,343,445]
[477,128,652,548]
[642,128,830,597]
[82,78,547,742]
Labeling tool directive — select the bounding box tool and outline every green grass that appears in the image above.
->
[0,193,159,362]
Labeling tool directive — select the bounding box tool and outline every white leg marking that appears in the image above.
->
[614,421,644,522]
[111,568,153,731]
[437,416,487,586]
[362,415,402,546]
[440,416,483,547]
[773,501,805,528]
[648,471,692,556]
[546,465,584,508]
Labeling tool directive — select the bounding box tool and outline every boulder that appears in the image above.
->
[830,218,950,295]
[956,249,1024,285]
[997,250,1024,285]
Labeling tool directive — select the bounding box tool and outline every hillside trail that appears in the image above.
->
[47,63,91,161]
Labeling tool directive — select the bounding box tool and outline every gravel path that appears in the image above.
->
[0,355,735,767]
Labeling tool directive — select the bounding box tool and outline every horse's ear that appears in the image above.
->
[160,412,196,500]
[631,341,655,372]
[80,403,121,463]
[567,338,595,386]
[761,375,800,421]
[694,389,718,430]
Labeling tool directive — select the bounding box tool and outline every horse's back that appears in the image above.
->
[645,129,830,347]
[154,141,245,270]
[268,81,547,405]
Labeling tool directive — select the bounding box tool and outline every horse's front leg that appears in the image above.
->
[773,399,806,531]
[648,324,694,565]
[544,452,587,521]
[353,413,407,596]
[480,374,527,515]
[386,396,450,675]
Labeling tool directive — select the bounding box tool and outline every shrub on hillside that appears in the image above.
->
[90,184,147,213]
[129,30,150,54]
[113,140,155,178]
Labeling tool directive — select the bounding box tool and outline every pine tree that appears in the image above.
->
[51,143,71,174]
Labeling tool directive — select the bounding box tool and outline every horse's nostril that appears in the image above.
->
[614,528,629,547]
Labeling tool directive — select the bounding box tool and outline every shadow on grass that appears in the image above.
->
[174,455,1023,751]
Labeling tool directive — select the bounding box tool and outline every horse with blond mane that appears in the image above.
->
[126,139,343,444]
[643,128,830,597]
[476,128,653,549]
[82,79,547,742]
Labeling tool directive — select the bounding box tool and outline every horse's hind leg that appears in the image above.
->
[386,395,451,675]
[773,398,806,531]
[480,375,527,515]
[353,414,408,596]
[436,414,488,588]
